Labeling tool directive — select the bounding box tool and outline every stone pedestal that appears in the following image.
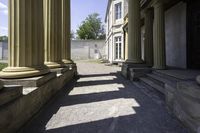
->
[121,63,148,79]
[0,0,49,79]
[62,0,74,64]
[126,0,143,63]
[44,0,64,69]
[152,0,166,69]
[1,73,56,87]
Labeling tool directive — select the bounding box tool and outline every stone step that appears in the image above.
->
[147,73,177,88]
[0,85,23,106]
[140,77,165,94]
[153,70,181,82]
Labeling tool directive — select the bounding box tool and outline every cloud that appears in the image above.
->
[0,2,8,15]
[0,26,8,36]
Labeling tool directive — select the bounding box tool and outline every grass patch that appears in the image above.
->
[0,63,8,71]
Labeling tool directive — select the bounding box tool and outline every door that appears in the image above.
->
[187,0,200,69]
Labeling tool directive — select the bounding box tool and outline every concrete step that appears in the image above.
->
[0,85,23,106]
[147,73,177,88]
[140,77,165,94]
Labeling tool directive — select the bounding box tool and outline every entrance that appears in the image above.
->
[187,0,200,69]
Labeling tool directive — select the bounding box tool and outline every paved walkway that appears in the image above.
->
[22,62,190,133]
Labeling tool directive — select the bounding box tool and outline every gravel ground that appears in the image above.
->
[21,61,190,133]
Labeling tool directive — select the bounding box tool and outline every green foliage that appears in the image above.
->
[0,36,8,42]
[77,13,105,40]
[0,63,8,71]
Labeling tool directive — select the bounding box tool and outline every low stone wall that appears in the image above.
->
[71,40,105,60]
[0,65,77,133]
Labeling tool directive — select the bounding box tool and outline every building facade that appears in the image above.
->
[105,0,128,63]
[121,0,200,132]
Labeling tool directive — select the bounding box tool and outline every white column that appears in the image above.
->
[144,9,153,66]
[0,0,49,79]
[153,0,166,69]
[62,0,73,64]
[126,0,143,63]
[44,0,64,69]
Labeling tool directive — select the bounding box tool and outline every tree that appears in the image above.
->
[0,36,8,42]
[76,13,105,40]
[70,30,75,39]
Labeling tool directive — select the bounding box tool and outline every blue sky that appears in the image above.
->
[0,0,108,36]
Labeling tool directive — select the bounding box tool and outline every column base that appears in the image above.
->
[152,65,166,70]
[45,62,64,69]
[62,59,74,64]
[121,62,148,79]
[196,76,200,85]
[0,66,49,79]
[125,59,144,64]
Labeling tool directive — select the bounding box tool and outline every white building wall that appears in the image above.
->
[165,2,187,68]
[105,0,127,63]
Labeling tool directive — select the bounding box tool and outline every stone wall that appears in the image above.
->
[165,2,187,69]
[0,41,8,60]
[71,40,105,60]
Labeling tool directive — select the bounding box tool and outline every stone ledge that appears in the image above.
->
[0,67,76,133]
[1,72,57,87]
[0,85,23,106]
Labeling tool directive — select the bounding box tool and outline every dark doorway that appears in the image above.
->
[187,0,200,69]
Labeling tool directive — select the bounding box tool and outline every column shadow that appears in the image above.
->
[19,72,190,133]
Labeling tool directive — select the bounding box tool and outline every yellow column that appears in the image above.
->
[126,0,143,63]
[62,0,73,64]
[144,9,153,66]
[44,0,64,69]
[153,0,166,69]
[0,0,49,79]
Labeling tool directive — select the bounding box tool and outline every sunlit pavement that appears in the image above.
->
[21,61,190,133]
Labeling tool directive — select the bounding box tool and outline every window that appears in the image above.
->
[115,36,122,59]
[115,2,122,20]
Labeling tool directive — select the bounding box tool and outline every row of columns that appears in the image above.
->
[127,0,166,69]
[0,0,73,79]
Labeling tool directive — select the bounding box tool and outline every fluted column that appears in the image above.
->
[125,30,128,60]
[0,0,49,79]
[153,0,166,69]
[144,9,153,66]
[44,0,64,68]
[126,0,143,63]
[62,0,73,64]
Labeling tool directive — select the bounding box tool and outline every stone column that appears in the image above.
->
[62,0,73,64]
[153,0,166,69]
[126,0,143,63]
[125,30,128,60]
[44,0,64,69]
[144,9,153,66]
[0,0,49,79]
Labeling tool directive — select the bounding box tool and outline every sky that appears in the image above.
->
[0,0,108,36]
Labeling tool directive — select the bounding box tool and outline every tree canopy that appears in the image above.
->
[0,36,8,42]
[76,13,105,40]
